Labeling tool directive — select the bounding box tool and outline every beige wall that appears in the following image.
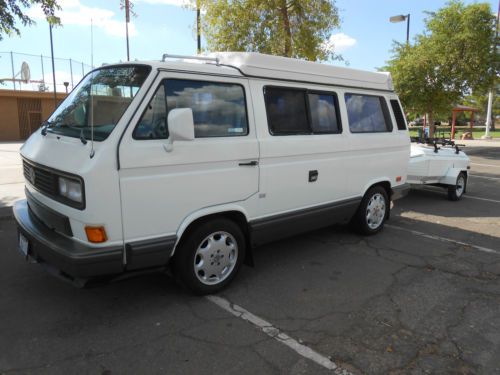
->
[0,90,66,141]
[0,96,20,140]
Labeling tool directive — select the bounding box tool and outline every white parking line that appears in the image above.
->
[386,224,500,255]
[206,295,350,374]
[470,174,500,181]
[420,187,500,204]
[464,195,500,204]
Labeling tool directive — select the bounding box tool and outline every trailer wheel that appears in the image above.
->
[448,172,467,201]
[352,186,389,235]
[172,218,245,295]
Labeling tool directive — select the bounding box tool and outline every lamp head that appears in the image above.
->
[390,15,407,23]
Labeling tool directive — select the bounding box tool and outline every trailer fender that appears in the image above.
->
[439,168,466,186]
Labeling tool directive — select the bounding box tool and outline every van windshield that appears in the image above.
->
[45,65,151,141]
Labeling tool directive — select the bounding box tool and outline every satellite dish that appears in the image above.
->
[20,62,30,83]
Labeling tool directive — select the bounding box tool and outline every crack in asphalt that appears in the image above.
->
[295,227,500,374]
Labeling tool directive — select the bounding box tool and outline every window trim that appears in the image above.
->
[263,85,343,136]
[344,93,394,134]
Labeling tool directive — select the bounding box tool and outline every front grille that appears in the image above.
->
[22,158,86,210]
[23,160,58,197]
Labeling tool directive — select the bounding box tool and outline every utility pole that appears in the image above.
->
[196,0,201,54]
[49,22,57,108]
[125,0,130,61]
[483,0,499,139]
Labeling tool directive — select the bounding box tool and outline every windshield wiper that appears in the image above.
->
[79,128,88,145]
[40,120,53,136]
[56,124,88,145]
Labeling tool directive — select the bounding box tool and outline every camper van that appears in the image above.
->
[14,52,410,294]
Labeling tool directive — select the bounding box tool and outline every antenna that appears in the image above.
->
[90,18,94,68]
[89,81,95,158]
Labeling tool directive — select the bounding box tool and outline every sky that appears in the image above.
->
[0,0,497,91]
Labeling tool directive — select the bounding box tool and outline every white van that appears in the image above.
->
[14,52,410,294]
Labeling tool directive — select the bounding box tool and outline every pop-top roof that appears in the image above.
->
[210,52,394,92]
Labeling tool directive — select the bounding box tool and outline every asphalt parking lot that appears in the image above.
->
[1,145,499,375]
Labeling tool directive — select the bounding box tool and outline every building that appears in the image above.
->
[0,90,66,141]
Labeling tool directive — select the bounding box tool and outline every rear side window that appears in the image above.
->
[166,79,248,137]
[390,99,407,130]
[265,87,309,135]
[264,87,341,135]
[308,93,340,134]
[345,94,393,133]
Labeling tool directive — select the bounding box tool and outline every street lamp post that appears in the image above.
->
[390,14,410,44]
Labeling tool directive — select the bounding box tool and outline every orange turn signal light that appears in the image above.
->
[85,226,107,243]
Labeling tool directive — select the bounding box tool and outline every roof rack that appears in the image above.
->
[161,53,219,65]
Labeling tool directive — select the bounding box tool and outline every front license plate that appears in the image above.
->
[18,233,29,257]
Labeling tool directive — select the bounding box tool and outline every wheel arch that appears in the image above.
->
[439,168,467,186]
[362,179,392,199]
[172,206,253,265]
[361,179,392,219]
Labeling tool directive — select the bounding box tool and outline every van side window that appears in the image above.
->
[133,85,168,140]
[308,93,340,134]
[345,94,393,133]
[264,87,341,135]
[264,87,309,135]
[166,79,248,137]
[390,99,407,130]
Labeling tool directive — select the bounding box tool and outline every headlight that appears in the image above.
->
[58,177,82,203]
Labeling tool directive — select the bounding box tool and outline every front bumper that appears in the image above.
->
[391,183,410,201]
[13,199,124,281]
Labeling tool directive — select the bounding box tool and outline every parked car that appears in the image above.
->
[14,52,410,294]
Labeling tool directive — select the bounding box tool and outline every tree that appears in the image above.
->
[191,0,341,61]
[385,1,496,137]
[0,0,60,40]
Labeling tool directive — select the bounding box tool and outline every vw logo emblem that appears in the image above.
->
[28,166,36,185]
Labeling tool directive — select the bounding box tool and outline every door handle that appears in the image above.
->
[309,170,318,182]
[239,160,259,166]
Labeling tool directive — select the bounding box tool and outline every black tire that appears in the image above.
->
[351,186,389,235]
[447,172,467,201]
[172,218,246,295]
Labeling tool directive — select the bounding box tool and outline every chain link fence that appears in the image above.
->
[0,51,93,93]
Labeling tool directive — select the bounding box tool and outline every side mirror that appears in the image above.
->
[164,108,195,152]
